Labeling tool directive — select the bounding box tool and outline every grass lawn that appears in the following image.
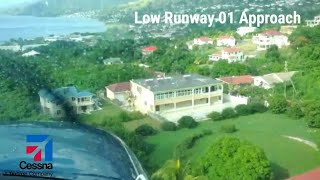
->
[146,113,320,179]
[80,100,124,125]
[124,117,161,131]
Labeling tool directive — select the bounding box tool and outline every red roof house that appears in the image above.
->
[218,75,254,85]
[287,168,320,180]
[106,82,131,93]
[142,46,157,52]
[261,29,282,36]
[223,47,242,53]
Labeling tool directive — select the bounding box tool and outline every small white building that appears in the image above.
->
[22,50,40,57]
[306,15,320,27]
[236,26,256,36]
[209,47,246,63]
[252,30,290,51]
[217,36,236,47]
[254,71,297,89]
[187,37,213,50]
[106,82,131,106]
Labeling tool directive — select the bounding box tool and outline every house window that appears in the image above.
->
[194,88,202,94]
[210,86,217,92]
[57,110,62,115]
[218,96,222,100]
[155,105,160,112]
[72,97,75,101]
[144,101,147,106]
[203,87,209,93]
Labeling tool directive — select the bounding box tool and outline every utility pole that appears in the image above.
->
[284,61,288,98]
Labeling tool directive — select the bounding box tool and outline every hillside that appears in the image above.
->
[9,0,134,17]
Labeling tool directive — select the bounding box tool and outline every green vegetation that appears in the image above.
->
[178,116,198,129]
[147,113,320,179]
[220,124,237,133]
[135,124,158,136]
[161,122,178,131]
[194,137,273,180]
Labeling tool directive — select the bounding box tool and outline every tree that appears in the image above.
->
[269,96,288,114]
[304,101,320,128]
[135,124,158,136]
[221,108,238,119]
[194,137,273,180]
[178,116,198,129]
[265,45,280,62]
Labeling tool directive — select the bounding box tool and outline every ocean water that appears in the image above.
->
[0,15,107,42]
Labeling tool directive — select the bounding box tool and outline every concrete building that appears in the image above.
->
[142,46,157,55]
[39,86,98,117]
[209,47,246,63]
[236,26,257,36]
[252,30,290,51]
[306,15,320,27]
[130,74,224,115]
[217,35,236,47]
[106,82,131,106]
[187,37,213,50]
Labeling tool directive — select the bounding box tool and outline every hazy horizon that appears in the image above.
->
[0,0,39,9]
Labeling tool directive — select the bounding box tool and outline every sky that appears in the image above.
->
[0,0,38,9]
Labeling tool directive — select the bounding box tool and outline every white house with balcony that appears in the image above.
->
[130,74,224,122]
[39,86,98,117]
[306,15,320,27]
[209,47,246,63]
[236,26,256,36]
[217,35,236,47]
[252,30,290,51]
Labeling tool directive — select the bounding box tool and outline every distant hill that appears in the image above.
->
[8,0,134,17]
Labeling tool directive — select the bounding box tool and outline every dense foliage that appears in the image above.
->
[194,137,273,180]
[178,116,198,129]
[135,124,158,136]
[161,121,177,131]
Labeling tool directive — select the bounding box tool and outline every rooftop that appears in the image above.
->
[261,29,283,36]
[132,74,221,92]
[218,75,254,85]
[223,47,241,53]
[287,168,320,180]
[195,36,212,42]
[218,35,235,40]
[142,46,157,52]
[106,82,131,93]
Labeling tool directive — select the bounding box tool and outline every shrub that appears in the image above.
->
[220,124,237,133]
[202,129,213,135]
[161,121,177,131]
[303,101,320,128]
[118,111,132,122]
[129,111,145,120]
[221,108,238,119]
[269,96,288,114]
[178,116,198,129]
[134,124,158,136]
[235,104,252,116]
[207,111,223,121]
[248,102,268,113]
[287,103,304,119]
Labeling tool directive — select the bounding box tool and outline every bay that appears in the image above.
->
[0,15,106,42]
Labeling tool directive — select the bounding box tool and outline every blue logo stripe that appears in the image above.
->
[45,139,53,161]
[26,135,48,142]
